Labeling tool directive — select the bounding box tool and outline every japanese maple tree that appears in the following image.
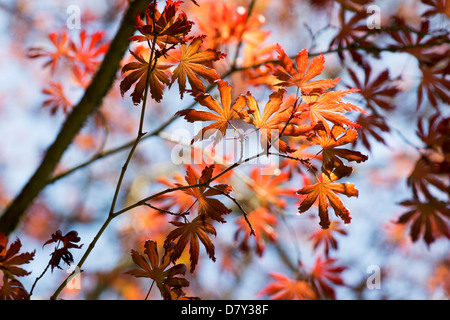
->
[0,0,448,301]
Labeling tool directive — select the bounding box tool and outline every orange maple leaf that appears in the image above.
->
[242,89,310,153]
[177,164,232,223]
[296,166,358,229]
[164,215,217,273]
[171,35,225,98]
[296,88,366,134]
[272,46,340,94]
[257,272,317,300]
[176,80,246,144]
[125,240,189,300]
[307,123,368,171]
[248,166,296,209]
[120,49,171,104]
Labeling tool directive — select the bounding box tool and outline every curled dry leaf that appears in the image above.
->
[43,230,83,272]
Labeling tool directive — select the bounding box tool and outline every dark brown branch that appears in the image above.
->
[0,0,150,235]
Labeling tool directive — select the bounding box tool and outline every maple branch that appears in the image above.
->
[143,202,189,217]
[29,263,50,297]
[112,152,264,218]
[32,27,450,191]
[52,1,162,299]
[0,0,150,236]
[269,152,312,166]
[231,37,450,73]
[209,186,255,236]
[108,37,157,217]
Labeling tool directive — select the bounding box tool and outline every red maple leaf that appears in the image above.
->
[234,207,278,256]
[329,9,371,64]
[397,197,450,246]
[311,257,346,299]
[346,64,400,112]
[27,31,71,73]
[164,215,217,273]
[310,221,347,257]
[0,276,30,300]
[352,113,391,151]
[70,30,109,74]
[43,230,83,272]
[41,82,72,115]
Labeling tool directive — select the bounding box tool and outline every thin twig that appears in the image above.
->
[145,280,155,300]
[51,0,159,299]
[29,263,50,297]
[143,202,189,217]
[209,186,255,236]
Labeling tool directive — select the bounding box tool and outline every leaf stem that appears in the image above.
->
[29,263,50,297]
[145,280,155,300]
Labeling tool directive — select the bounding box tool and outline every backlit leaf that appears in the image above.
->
[171,35,225,98]
[164,215,217,273]
[297,166,358,229]
[125,239,189,300]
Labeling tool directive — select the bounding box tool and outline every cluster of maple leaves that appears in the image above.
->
[0,230,82,299]
[28,30,109,114]
[2,0,448,300]
[114,0,371,300]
